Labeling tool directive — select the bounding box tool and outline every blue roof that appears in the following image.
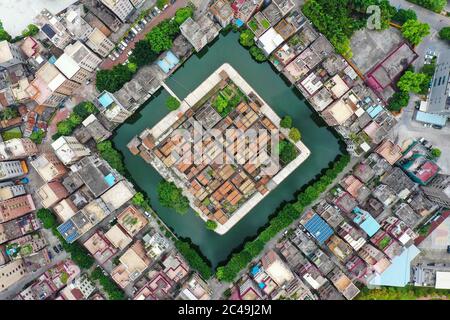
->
[157,51,180,74]
[104,173,116,187]
[41,24,56,39]
[48,56,57,64]
[258,282,266,289]
[415,111,447,126]
[304,214,334,245]
[235,19,244,27]
[57,220,80,244]
[353,207,380,237]
[367,105,383,118]
[250,265,260,276]
[98,92,114,108]
[369,245,420,287]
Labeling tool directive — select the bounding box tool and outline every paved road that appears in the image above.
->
[100,0,188,70]
[390,0,450,31]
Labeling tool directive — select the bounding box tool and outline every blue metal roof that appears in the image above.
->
[353,207,380,237]
[157,51,180,74]
[415,111,447,126]
[57,220,80,244]
[98,92,114,108]
[104,173,116,187]
[304,214,334,245]
[235,19,244,27]
[367,105,383,118]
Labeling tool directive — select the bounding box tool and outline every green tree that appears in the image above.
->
[0,20,12,42]
[166,96,181,111]
[280,116,293,129]
[145,23,174,53]
[36,208,57,229]
[388,91,410,112]
[96,64,134,93]
[278,140,298,164]
[175,240,212,279]
[30,129,46,144]
[406,0,446,13]
[57,120,73,136]
[73,101,98,119]
[439,27,450,41]
[289,127,301,142]
[239,29,255,48]
[157,180,190,214]
[393,9,417,24]
[68,112,82,126]
[205,220,217,230]
[156,0,168,9]
[401,19,430,46]
[97,140,126,174]
[397,71,429,94]
[21,24,39,37]
[174,7,194,25]
[431,148,442,158]
[0,107,18,120]
[249,46,267,62]
[130,40,157,67]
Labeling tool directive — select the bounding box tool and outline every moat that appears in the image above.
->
[113,31,343,267]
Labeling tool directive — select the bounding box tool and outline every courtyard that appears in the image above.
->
[112,31,342,267]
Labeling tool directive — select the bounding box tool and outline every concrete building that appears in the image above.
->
[64,41,102,73]
[117,205,148,237]
[425,49,450,115]
[83,230,117,264]
[0,41,26,68]
[321,91,360,126]
[26,62,80,107]
[97,91,133,123]
[422,174,450,207]
[0,138,38,161]
[179,16,220,53]
[34,9,73,49]
[261,250,294,286]
[59,274,96,300]
[143,232,170,259]
[0,260,27,292]
[100,180,135,211]
[257,27,284,55]
[0,160,27,182]
[0,194,36,223]
[210,0,233,28]
[37,181,69,208]
[51,136,91,165]
[31,152,68,182]
[80,114,112,142]
[0,184,26,201]
[101,0,135,22]
[54,53,91,84]
[104,224,132,250]
[85,28,115,58]
[178,273,212,300]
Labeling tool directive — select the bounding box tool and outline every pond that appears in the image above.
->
[112,31,343,268]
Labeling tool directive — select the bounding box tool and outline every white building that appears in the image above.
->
[0,41,26,68]
[85,28,115,58]
[143,232,170,259]
[0,161,26,181]
[51,136,91,165]
[65,41,102,73]
[97,91,133,123]
[0,138,38,161]
[101,0,135,22]
[55,53,91,84]
[34,9,73,49]
[257,28,284,55]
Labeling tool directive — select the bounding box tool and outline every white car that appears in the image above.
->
[141,18,148,24]
[127,50,133,56]
[135,24,142,32]
[120,40,128,47]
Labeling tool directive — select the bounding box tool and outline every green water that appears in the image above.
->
[112,31,342,267]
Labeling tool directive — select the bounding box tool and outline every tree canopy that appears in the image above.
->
[397,71,430,94]
[97,140,126,174]
[157,181,190,214]
[393,9,417,24]
[406,0,446,13]
[205,220,218,230]
[130,40,157,67]
[96,64,135,93]
[388,91,410,112]
[174,7,194,25]
[239,29,255,48]
[280,116,293,129]
[278,140,298,164]
[289,128,301,142]
[0,20,12,42]
[439,27,450,41]
[401,19,430,46]
[166,96,181,111]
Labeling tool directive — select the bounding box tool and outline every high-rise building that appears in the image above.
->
[0,41,26,68]
[0,194,36,223]
[31,152,68,182]
[101,0,135,23]
[422,174,450,207]
[0,160,27,182]
[51,136,91,165]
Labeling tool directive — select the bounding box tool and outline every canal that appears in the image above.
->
[112,31,343,268]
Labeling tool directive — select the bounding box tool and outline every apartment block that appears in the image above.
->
[54,53,91,84]
[85,28,115,58]
[0,160,27,182]
[31,152,68,182]
[0,194,36,223]
[0,138,38,161]
[37,181,69,208]
[51,136,91,165]
[0,41,26,68]
[101,0,135,22]
[0,260,27,292]
[34,9,73,49]
[64,41,102,73]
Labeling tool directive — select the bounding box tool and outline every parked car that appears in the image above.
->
[135,24,142,32]
[57,244,63,251]
[127,50,133,56]
[53,246,60,254]
[432,124,443,129]
[120,40,128,47]
[112,50,120,58]
[141,18,148,24]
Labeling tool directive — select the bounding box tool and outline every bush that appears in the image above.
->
[239,29,255,48]
[388,91,410,112]
[97,140,126,174]
[280,116,293,129]
[175,240,212,279]
[174,7,194,25]
[30,129,46,144]
[205,220,217,230]
[289,127,301,142]
[393,9,417,24]
[439,27,450,41]
[166,96,181,111]
[157,180,190,214]
[431,148,442,158]
[406,0,446,13]
[21,24,39,37]
[249,46,267,62]
[401,19,430,46]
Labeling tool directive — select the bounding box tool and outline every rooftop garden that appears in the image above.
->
[212,83,245,117]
